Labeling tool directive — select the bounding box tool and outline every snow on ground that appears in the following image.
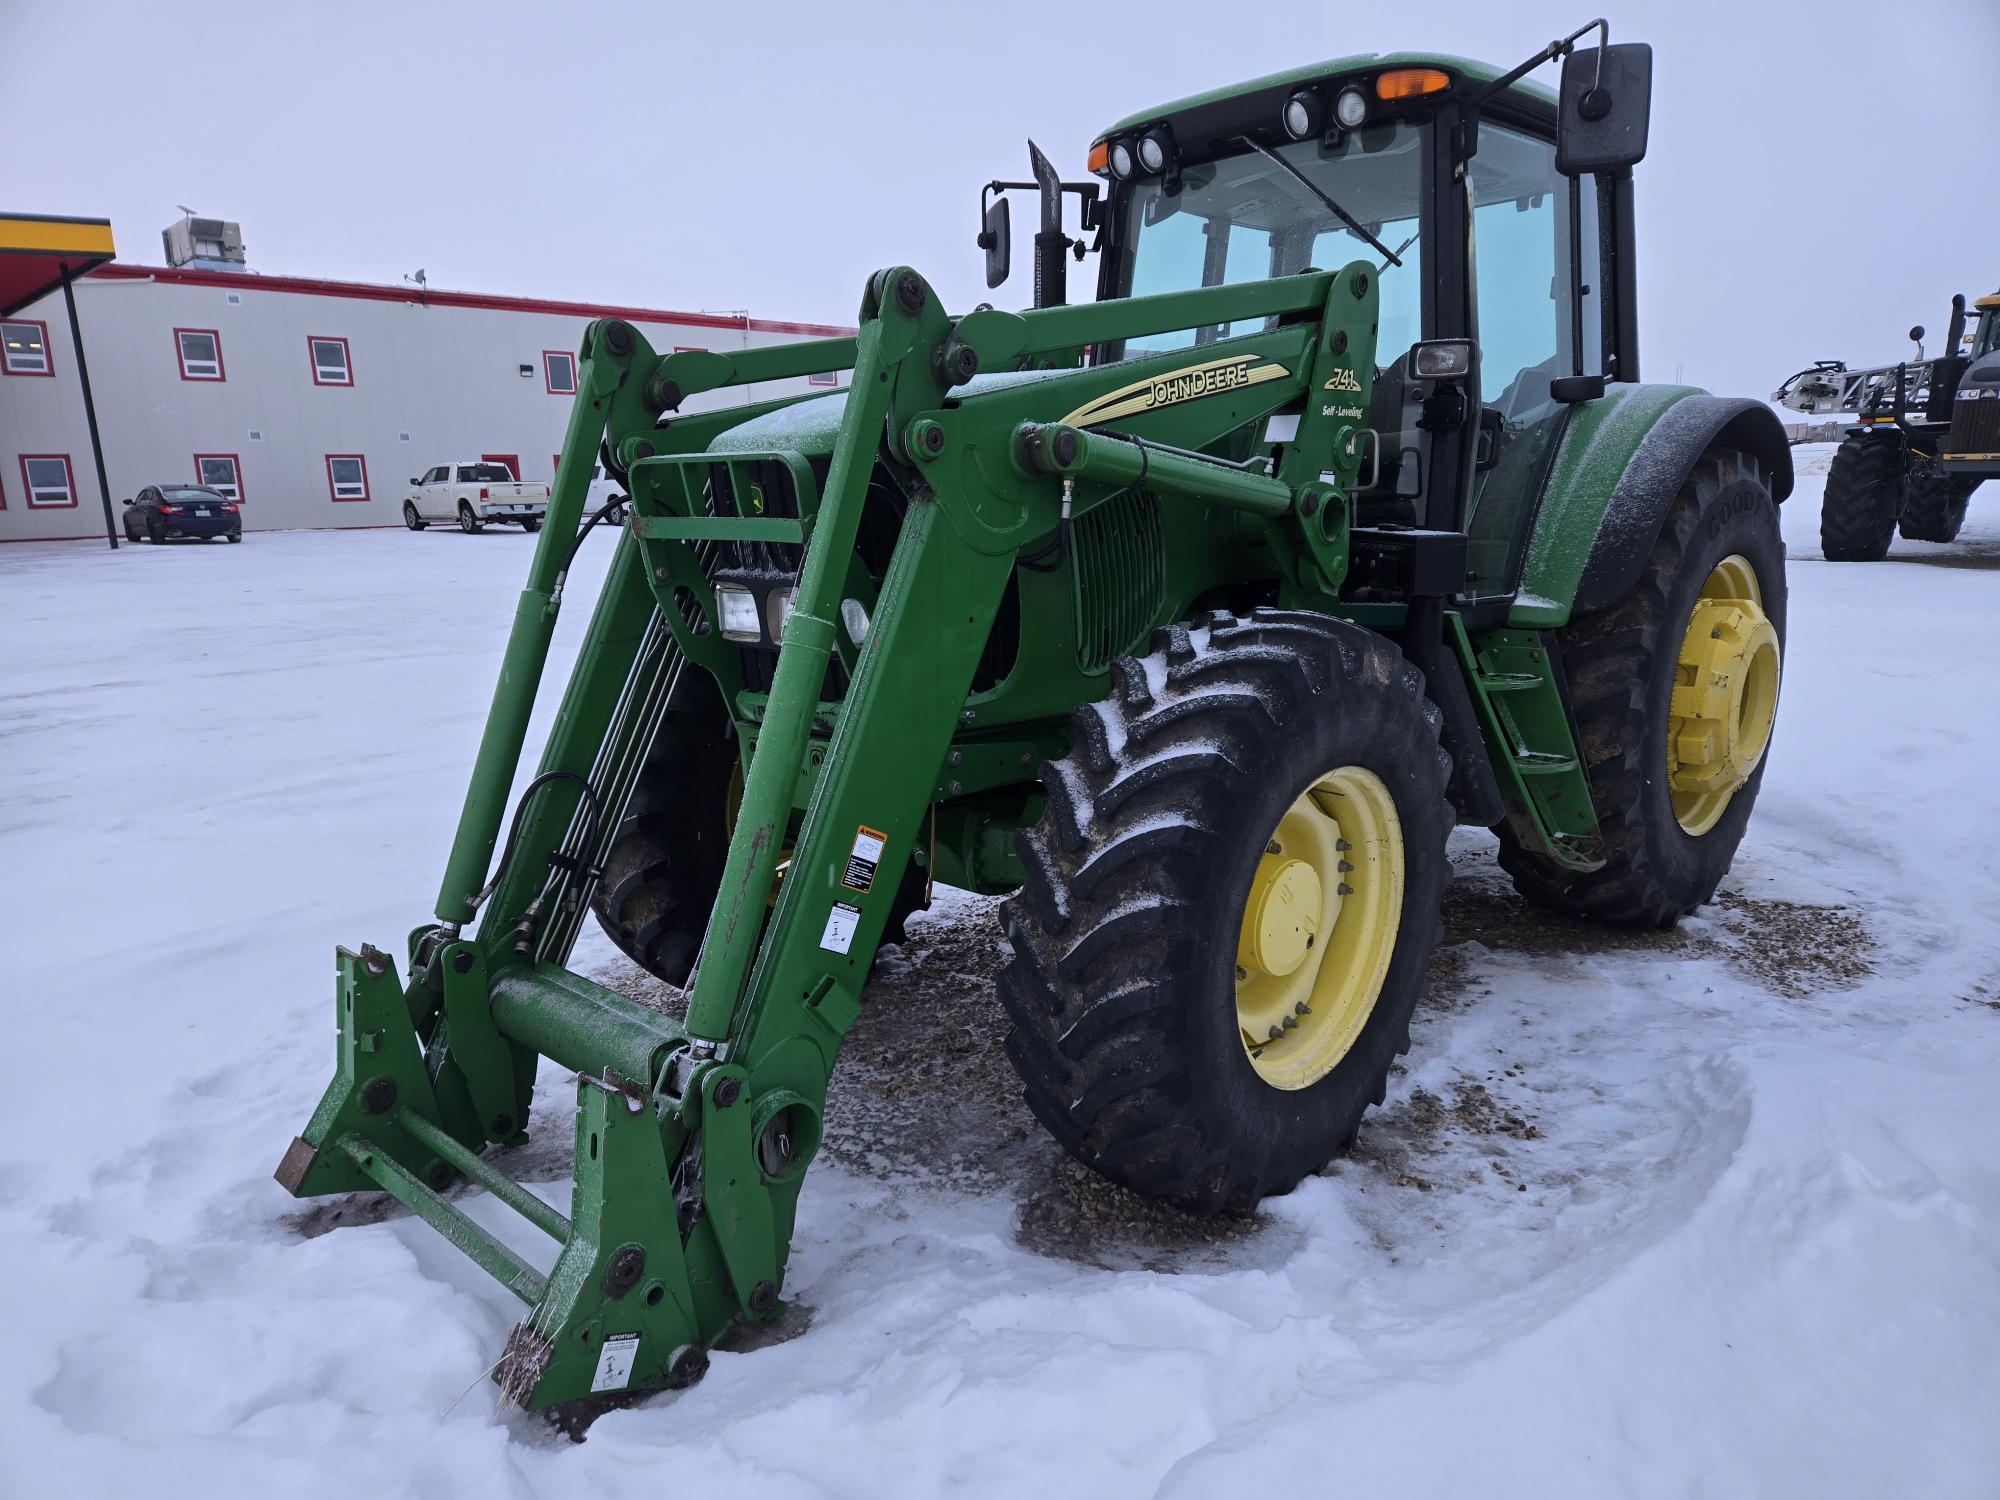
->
[4,451,1999,1496]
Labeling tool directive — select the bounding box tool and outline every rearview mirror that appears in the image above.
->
[1556,42,1652,175]
[978,196,1011,290]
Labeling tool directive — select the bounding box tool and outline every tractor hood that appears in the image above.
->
[705,367,1081,461]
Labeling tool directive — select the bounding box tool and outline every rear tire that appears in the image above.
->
[1899,473,1974,543]
[226,533,241,544]
[591,672,923,985]
[458,502,483,534]
[1497,449,1785,928]
[1820,430,1902,560]
[522,518,543,533]
[404,501,427,532]
[997,610,1452,1214]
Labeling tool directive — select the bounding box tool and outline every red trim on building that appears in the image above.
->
[2,317,55,377]
[542,349,577,395]
[0,466,7,508]
[90,262,854,339]
[308,334,354,387]
[326,453,370,502]
[194,453,244,501]
[174,326,226,381]
[18,453,78,508]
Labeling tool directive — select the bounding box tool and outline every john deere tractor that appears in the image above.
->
[276,23,1791,1416]
[1820,289,2000,559]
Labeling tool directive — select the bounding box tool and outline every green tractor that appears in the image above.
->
[1820,290,2000,560]
[275,23,1791,1416]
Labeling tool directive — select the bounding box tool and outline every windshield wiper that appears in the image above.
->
[1238,136,1404,268]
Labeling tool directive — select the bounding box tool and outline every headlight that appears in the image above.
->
[715,585,761,642]
[1137,131,1169,174]
[766,587,797,643]
[1282,90,1322,140]
[1108,140,1135,180]
[840,598,871,645]
[1335,86,1369,130]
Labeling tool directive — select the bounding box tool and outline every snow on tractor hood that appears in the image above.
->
[704,366,1083,460]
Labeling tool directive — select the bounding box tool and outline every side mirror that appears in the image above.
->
[1556,42,1653,175]
[122,498,133,505]
[409,476,422,486]
[1909,325,1926,344]
[978,196,1011,290]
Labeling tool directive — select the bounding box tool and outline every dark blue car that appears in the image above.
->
[123,484,242,543]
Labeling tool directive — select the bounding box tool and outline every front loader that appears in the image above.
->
[276,24,1793,1418]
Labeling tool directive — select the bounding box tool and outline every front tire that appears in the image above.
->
[1498,449,1785,927]
[1820,430,1902,560]
[591,672,923,985]
[404,501,427,532]
[1899,473,1974,543]
[458,502,483,534]
[998,610,1452,1215]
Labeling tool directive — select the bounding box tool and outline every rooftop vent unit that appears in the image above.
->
[162,215,248,271]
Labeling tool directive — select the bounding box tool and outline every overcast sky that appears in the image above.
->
[5,0,1996,400]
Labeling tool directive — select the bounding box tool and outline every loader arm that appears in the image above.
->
[275,261,1392,1412]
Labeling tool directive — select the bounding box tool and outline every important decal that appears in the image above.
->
[820,901,862,955]
[1059,354,1290,429]
[590,1333,640,1393]
[842,825,887,894]
[1321,367,1363,394]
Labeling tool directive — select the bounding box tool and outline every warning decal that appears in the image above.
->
[820,901,862,955]
[841,825,887,894]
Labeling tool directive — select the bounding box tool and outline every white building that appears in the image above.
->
[0,224,850,543]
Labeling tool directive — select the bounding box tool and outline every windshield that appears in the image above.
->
[1116,119,1426,358]
[1977,309,2000,359]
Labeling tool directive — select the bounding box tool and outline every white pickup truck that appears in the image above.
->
[402,462,550,533]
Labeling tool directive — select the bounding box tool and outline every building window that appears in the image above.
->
[194,453,243,500]
[326,454,369,502]
[808,370,839,388]
[176,327,225,381]
[543,350,577,394]
[308,335,353,386]
[2,319,53,377]
[19,454,77,508]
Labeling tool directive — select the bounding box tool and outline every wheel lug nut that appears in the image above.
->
[1337,883,1354,896]
[1294,1001,1310,1015]
[1267,1025,1283,1041]
[1335,839,1351,852]
[1337,860,1354,873]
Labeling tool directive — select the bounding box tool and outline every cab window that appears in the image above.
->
[1463,120,1602,597]
[1118,119,1426,362]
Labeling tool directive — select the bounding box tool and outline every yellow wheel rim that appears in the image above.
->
[1235,765,1404,1091]
[1668,555,1781,836]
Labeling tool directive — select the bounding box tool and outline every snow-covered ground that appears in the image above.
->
[5,449,1999,1496]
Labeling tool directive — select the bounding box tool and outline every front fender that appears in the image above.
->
[1509,386,1793,627]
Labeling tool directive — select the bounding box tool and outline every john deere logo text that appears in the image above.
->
[1060,355,1289,428]
[1322,367,1363,394]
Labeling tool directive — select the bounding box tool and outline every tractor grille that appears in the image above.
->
[1949,395,2000,456]
[1071,488,1166,674]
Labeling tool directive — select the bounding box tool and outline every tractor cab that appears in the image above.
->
[985,38,1652,612]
